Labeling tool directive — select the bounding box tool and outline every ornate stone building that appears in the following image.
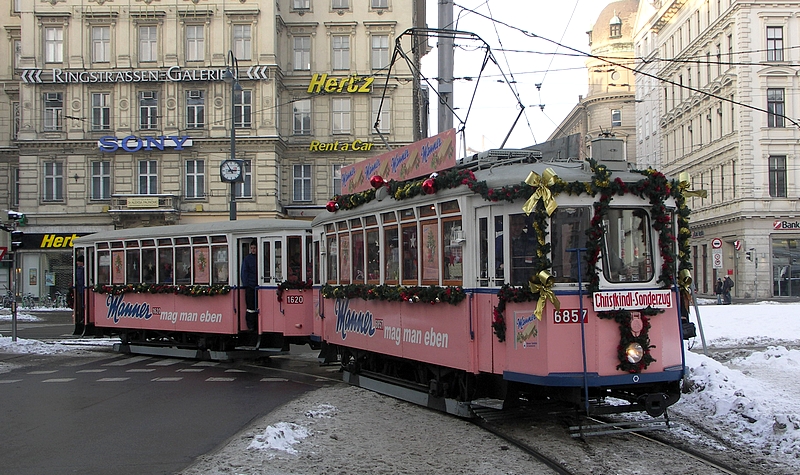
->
[0,0,425,297]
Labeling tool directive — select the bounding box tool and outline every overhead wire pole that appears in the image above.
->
[438,0,455,134]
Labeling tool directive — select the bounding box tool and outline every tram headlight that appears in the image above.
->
[625,343,644,364]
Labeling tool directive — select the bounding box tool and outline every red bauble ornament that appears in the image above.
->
[370,175,386,189]
[422,178,436,194]
[326,201,339,212]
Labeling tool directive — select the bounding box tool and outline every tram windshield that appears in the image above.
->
[602,209,654,283]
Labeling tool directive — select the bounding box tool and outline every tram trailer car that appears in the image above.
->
[311,146,691,419]
[73,219,318,357]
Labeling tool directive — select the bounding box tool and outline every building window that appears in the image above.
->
[45,27,63,63]
[371,35,389,70]
[332,164,342,195]
[294,36,311,70]
[766,26,783,62]
[769,155,787,198]
[13,39,21,70]
[332,97,351,134]
[293,99,311,135]
[293,0,310,9]
[611,109,621,127]
[139,91,158,130]
[235,160,252,199]
[11,167,19,207]
[767,88,785,128]
[13,0,20,13]
[371,0,388,8]
[43,92,63,131]
[138,160,158,194]
[91,161,111,200]
[139,26,158,63]
[233,24,252,61]
[186,90,205,128]
[185,25,204,62]
[609,16,622,38]
[185,159,205,199]
[293,164,312,202]
[332,35,350,70]
[91,93,111,130]
[92,26,110,63]
[43,161,64,202]
[371,97,391,133]
[234,90,252,128]
[332,0,349,8]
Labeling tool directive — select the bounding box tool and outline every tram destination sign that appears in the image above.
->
[21,65,271,84]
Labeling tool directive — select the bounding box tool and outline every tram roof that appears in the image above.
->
[74,218,311,245]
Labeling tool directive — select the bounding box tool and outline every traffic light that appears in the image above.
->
[745,250,752,261]
[10,230,23,250]
[7,210,26,226]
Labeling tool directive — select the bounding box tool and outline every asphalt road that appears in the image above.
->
[0,310,341,475]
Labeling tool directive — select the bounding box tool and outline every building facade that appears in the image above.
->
[548,0,639,165]
[638,0,800,300]
[0,0,425,299]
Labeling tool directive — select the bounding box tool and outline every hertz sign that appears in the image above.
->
[14,233,89,249]
[307,73,373,94]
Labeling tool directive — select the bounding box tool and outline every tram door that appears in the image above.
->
[476,206,505,287]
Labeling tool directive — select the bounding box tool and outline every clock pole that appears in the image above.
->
[224,50,241,221]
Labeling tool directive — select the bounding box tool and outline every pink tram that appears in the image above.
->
[311,138,694,421]
[73,219,318,359]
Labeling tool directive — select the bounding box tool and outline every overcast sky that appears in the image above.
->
[420,0,609,151]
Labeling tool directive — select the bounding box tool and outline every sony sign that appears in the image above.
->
[98,136,193,153]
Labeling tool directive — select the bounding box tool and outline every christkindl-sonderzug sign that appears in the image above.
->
[21,65,270,84]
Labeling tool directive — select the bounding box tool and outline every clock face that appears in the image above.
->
[220,160,243,182]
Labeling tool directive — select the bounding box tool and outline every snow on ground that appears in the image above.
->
[2,302,800,472]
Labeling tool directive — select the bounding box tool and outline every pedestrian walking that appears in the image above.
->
[715,278,723,305]
[722,275,734,305]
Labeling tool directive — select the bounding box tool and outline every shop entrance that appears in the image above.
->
[772,238,800,297]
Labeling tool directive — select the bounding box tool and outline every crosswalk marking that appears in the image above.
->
[77,369,107,373]
[260,377,289,382]
[176,368,205,373]
[104,356,152,366]
[126,368,157,373]
[225,369,246,373]
[205,377,235,382]
[28,370,58,375]
[98,377,130,382]
[151,377,183,382]
[0,379,23,384]
[147,359,182,366]
[43,378,76,383]
[192,361,219,367]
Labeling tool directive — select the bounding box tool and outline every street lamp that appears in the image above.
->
[223,50,243,220]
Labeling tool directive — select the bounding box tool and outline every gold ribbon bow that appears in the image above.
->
[522,168,558,216]
[678,269,693,292]
[679,180,708,198]
[528,270,560,321]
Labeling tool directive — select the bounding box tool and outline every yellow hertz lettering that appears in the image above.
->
[307,73,373,94]
[40,234,79,248]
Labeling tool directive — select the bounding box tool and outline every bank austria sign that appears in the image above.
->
[98,135,193,153]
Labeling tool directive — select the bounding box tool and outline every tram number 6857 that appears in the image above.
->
[553,309,588,324]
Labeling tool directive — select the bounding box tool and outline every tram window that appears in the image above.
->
[350,218,362,229]
[479,217,489,286]
[211,235,227,244]
[440,200,460,214]
[262,242,271,283]
[158,238,171,247]
[442,218,463,284]
[98,250,111,284]
[327,234,338,283]
[339,233,351,284]
[126,249,141,284]
[384,227,399,283]
[325,224,335,233]
[401,223,418,284]
[158,248,174,283]
[365,215,377,226]
[421,219,439,283]
[509,213,538,286]
[602,209,654,283]
[287,236,303,282]
[381,211,396,224]
[400,208,415,221]
[175,247,192,284]
[352,230,365,283]
[211,246,228,284]
[494,215,505,284]
[550,207,591,284]
[192,236,208,244]
[366,228,380,283]
[175,237,190,246]
[305,235,313,282]
[419,204,436,218]
[193,246,210,284]
[313,240,320,284]
[141,239,155,247]
[274,241,283,282]
[142,248,156,284]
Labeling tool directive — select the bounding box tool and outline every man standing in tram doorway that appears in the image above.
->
[73,255,85,335]
[241,241,259,331]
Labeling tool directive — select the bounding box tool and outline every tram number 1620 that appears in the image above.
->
[553,309,588,324]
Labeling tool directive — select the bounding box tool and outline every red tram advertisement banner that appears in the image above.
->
[340,128,457,194]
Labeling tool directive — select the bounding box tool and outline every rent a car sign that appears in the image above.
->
[593,290,673,311]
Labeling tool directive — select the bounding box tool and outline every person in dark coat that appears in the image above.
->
[240,241,259,331]
[73,255,85,335]
[722,276,734,305]
[715,278,724,305]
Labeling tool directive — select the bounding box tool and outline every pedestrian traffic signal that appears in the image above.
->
[745,251,752,261]
[10,230,23,250]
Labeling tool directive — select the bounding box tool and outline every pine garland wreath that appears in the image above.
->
[277,279,314,302]
[321,283,466,305]
[596,307,662,373]
[91,283,231,296]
